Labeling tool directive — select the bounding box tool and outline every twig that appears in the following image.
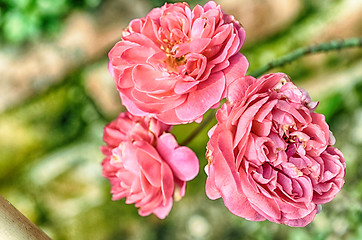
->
[250,37,362,78]
[181,109,216,146]
[0,195,51,240]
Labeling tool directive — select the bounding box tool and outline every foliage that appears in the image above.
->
[0,0,101,44]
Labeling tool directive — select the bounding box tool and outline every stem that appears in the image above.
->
[79,80,110,122]
[181,38,362,145]
[250,37,362,78]
[0,195,51,240]
[181,109,216,146]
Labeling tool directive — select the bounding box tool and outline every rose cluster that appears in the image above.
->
[101,1,345,226]
[101,112,198,218]
[108,1,248,124]
[205,73,345,226]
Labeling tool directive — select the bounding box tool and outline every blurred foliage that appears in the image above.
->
[0,0,101,44]
[0,0,361,239]
[244,0,344,74]
[0,73,93,182]
[148,0,208,8]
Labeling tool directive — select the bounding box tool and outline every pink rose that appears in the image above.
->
[101,112,199,218]
[205,73,346,227]
[108,1,248,124]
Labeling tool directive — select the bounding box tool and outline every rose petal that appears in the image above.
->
[175,72,225,121]
[157,133,199,181]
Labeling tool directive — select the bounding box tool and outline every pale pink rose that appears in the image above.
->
[101,112,199,218]
[108,1,248,124]
[205,73,346,227]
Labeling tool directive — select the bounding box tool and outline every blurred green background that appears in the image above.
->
[0,0,361,239]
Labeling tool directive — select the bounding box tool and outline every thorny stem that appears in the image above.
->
[181,109,216,146]
[250,37,362,78]
[183,38,362,146]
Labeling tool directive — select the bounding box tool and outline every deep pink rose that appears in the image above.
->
[108,1,248,124]
[205,73,346,227]
[101,112,199,218]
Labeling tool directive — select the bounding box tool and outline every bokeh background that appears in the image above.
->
[0,0,361,239]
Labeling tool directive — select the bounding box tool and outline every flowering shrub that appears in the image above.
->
[108,1,248,124]
[205,73,345,226]
[102,1,346,225]
[101,112,199,218]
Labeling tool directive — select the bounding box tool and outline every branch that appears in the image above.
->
[181,109,216,146]
[250,37,362,78]
[0,195,51,240]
